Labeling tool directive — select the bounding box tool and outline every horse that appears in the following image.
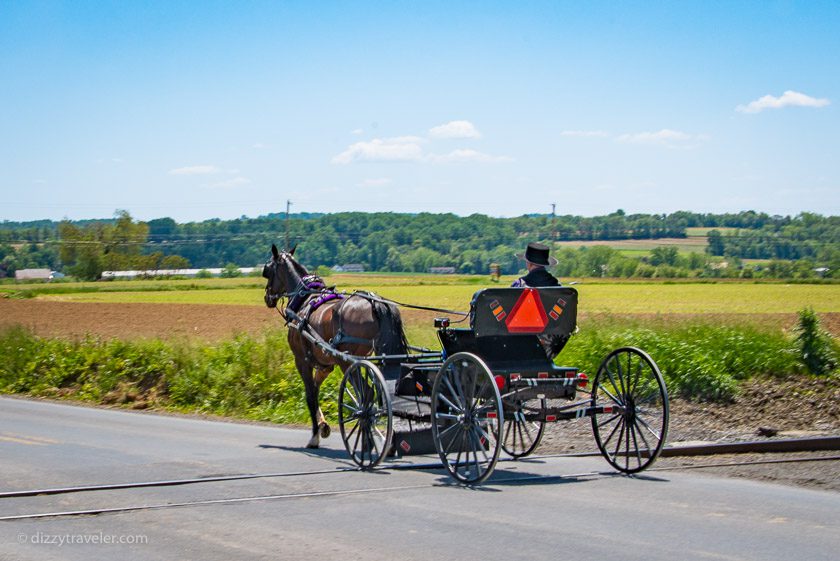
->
[262,244,408,448]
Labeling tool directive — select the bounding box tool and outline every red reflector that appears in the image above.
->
[505,288,549,333]
[603,406,613,414]
[538,372,548,379]
[565,371,575,378]
[577,373,588,388]
[546,415,557,422]
[415,382,424,392]
[400,440,411,452]
[510,373,521,382]
[486,412,497,419]
[494,375,505,390]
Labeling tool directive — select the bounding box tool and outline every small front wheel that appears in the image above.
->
[338,360,393,469]
[431,352,503,484]
[501,397,546,458]
[591,347,669,473]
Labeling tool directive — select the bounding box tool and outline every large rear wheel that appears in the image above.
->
[338,360,393,469]
[591,347,669,473]
[431,352,503,484]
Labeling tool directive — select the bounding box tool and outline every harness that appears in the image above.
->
[284,275,375,365]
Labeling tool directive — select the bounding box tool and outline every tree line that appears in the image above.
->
[0,210,837,280]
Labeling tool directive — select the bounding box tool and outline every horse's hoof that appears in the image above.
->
[319,423,331,439]
[306,435,320,448]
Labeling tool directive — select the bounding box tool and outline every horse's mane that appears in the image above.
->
[286,254,309,276]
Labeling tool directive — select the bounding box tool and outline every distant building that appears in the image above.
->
[332,264,365,273]
[101,267,257,280]
[429,267,456,274]
[14,268,52,281]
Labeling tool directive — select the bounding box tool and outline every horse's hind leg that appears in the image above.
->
[314,367,333,439]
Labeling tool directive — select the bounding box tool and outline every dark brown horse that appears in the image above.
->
[262,244,407,448]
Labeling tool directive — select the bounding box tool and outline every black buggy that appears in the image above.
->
[325,286,669,484]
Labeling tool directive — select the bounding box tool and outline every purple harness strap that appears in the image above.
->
[309,291,343,311]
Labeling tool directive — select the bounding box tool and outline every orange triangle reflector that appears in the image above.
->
[505,288,548,333]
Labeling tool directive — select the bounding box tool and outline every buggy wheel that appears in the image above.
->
[591,347,669,473]
[431,352,502,484]
[338,360,393,469]
[501,397,546,458]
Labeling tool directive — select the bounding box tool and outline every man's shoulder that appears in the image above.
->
[524,268,559,286]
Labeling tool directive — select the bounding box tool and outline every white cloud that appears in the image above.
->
[252,143,266,149]
[331,137,425,164]
[428,120,482,139]
[169,165,220,175]
[560,130,610,138]
[736,90,830,113]
[351,128,364,135]
[210,176,251,188]
[358,177,392,187]
[616,129,706,147]
[430,149,513,163]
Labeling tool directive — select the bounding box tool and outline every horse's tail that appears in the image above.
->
[371,299,409,378]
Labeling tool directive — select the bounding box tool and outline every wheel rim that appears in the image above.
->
[338,361,392,469]
[591,347,669,473]
[501,397,546,458]
[431,352,502,484]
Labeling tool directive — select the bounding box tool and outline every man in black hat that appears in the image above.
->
[511,242,560,287]
[511,243,565,358]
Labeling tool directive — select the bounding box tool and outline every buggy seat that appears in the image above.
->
[397,287,579,397]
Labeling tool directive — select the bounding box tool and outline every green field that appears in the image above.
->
[685,227,742,237]
[5,274,839,315]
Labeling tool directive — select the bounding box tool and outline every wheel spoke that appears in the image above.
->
[597,383,624,407]
[635,414,663,442]
[610,418,625,463]
[630,422,643,469]
[602,415,623,449]
[438,393,464,414]
[443,373,465,410]
[633,422,653,450]
[597,412,621,428]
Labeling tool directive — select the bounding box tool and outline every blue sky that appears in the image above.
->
[1,0,838,222]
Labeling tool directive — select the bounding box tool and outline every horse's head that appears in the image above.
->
[262,243,299,308]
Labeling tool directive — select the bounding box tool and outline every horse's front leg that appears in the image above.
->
[295,358,322,449]
[314,367,334,439]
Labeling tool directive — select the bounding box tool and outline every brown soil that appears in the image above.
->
[0,299,279,341]
[2,299,839,340]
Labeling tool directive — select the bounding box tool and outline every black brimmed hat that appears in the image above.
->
[516,242,557,267]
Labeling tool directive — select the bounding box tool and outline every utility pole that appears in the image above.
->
[284,200,292,250]
[551,203,557,241]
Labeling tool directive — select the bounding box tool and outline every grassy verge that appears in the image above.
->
[557,317,805,401]
[2,317,835,425]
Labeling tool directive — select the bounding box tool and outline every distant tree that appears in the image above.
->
[160,255,190,269]
[706,230,725,256]
[221,262,241,278]
[650,246,679,266]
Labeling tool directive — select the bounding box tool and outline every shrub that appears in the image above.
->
[795,308,837,376]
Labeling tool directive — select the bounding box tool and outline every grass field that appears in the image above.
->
[13,275,839,315]
[685,227,742,237]
[553,237,708,254]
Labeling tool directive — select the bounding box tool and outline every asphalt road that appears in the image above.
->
[1,397,838,561]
